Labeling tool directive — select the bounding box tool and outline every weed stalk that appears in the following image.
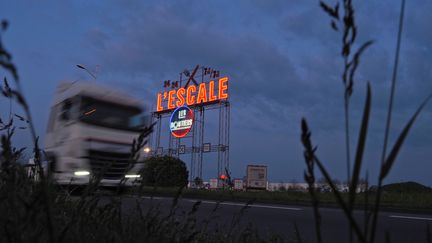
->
[370,1,405,242]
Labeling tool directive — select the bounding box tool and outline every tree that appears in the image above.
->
[141,156,188,187]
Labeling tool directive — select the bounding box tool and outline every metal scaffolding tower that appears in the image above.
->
[149,65,230,184]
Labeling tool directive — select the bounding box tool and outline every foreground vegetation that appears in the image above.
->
[300,0,432,242]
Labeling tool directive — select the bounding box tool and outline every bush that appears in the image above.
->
[141,156,188,187]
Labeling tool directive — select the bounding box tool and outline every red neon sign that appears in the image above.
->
[157,77,229,112]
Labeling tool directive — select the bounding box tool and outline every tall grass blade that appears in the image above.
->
[385,231,392,243]
[364,171,370,238]
[370,1,406,242]
[350,83,371,206]
[319,1,339,20]
[380,94,432,180]
[313,155,366,243]
[381,0,406,166]
[293,222,303,243]
[227,199,254,237]
[300,118,322,243]
[427,224,431,243]
[348,41,374,90]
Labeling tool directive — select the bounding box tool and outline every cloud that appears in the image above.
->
[3,0,432,185]
[85,0,432,136]
[86,2,339,118]
[79,0,432,183]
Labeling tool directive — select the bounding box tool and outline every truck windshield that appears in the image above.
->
[79,96,144,131]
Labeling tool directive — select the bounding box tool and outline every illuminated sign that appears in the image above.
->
[157,77,229,112]
[170,106,194,138]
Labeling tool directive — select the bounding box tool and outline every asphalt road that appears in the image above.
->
[122,195,432,243]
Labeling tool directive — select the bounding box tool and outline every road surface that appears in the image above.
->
[122,195,432,243]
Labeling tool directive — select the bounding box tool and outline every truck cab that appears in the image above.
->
[44,81,148,186]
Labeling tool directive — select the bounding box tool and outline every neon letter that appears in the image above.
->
[186,85,196,106]
[218,77,228,99]
[208,80,217,102]
[176,88,186,107]
[196,83,208,104]
[157,93,164,112]
[167,90,176,109]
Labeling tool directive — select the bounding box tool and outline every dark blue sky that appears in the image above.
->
[1,1,431,185]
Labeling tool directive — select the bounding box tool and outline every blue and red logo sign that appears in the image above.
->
[170,106,194,138]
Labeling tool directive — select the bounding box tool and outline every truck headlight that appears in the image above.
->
[74,170,90,176]
[125,174,141,178]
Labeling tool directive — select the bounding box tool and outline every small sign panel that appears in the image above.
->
[203,143,211,152]
[170,106,194,138]
[178,145,186,154]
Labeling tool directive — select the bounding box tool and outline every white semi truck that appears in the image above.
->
[44,81,148,186]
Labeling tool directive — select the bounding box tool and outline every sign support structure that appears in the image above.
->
[149,65,230,185]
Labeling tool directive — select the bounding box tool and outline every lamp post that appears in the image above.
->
[76,64,96,79]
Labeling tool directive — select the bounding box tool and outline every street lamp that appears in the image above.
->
[76,64,96,79]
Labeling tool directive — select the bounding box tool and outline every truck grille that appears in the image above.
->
[85,150,131,180]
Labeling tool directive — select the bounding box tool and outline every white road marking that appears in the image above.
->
[389,215,432,221]
[190,200,302,211]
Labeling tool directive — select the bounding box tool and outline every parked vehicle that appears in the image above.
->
[44,81,148,186]
[245,165,267,190]
[233,179,244,190]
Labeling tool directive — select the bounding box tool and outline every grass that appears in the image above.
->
[303,1,432,243]
[0,165,288,242]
